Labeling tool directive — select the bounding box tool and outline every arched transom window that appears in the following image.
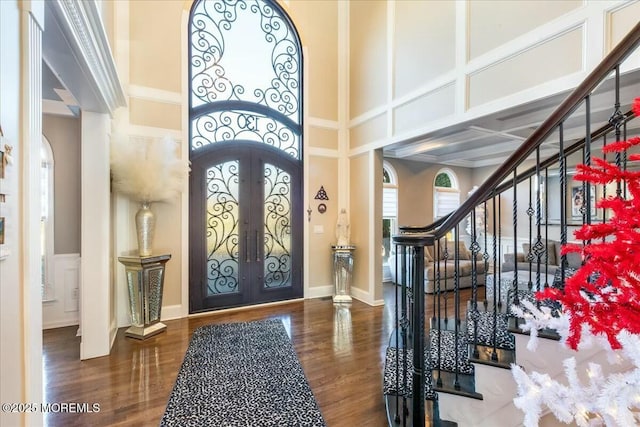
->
[433,168,460,220]
[382,162,398,280]
[189,0,302,158]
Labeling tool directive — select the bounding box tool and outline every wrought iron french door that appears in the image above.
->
[189,142,302,312]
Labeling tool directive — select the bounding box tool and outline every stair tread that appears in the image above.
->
[468,344,516,368]
[508,318,561,340]
[384,395,458,427]
[432,370,482,400]
[466,299,510,314]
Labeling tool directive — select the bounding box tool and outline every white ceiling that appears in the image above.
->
[42,60,80,117]
[41,0,125,118]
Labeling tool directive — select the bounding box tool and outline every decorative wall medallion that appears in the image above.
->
[314,186,329,201]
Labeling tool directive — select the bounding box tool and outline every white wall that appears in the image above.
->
[80,112,114,360]
[42,254,81,329]
[1,2,45,426]
[0,4,24,426]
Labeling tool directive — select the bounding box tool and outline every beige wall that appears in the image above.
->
[129,0,183,93]
[468,1,580,59]
[308,126,338,151]
[349,153,370,293]
[308,155,339,288]
[372,149,383,301]
[394,0,455,99]
[468,27,583,108]
[43,115,81,255]
[349,0,387,119]
[386,158,473,229]
[286,0,339,121]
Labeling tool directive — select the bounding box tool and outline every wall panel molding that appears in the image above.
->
[308,117,339,130]
[127,124,183,140]
[308,147,339,158]
[42,254,81,329]
[128,84,182,105]
[347,1,634,151]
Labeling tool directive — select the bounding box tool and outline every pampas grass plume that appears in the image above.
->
[110,129,188,203]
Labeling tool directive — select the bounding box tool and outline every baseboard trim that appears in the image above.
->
[161,304,184,321]
[159,285,368,321]
[42,319,79,330]
[187,298,305,318]
[305,285,333,299]
[351,287,385,306]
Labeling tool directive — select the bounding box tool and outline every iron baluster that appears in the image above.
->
[526,174,534,292]
[609,66,623,197]
[509,169,518,307]
[559,124,568,283]
[454,226,461,389]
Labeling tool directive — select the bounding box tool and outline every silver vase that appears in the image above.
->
[135,202,155,257]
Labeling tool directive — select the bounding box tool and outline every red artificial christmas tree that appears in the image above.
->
[538,98,640,350]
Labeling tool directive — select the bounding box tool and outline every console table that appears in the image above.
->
[118,254,171,339]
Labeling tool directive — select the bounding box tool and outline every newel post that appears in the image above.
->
[391,232,434,427]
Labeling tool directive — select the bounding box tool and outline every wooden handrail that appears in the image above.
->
[491,110,635,195]
[398,110,635,238]
[415,21,640,240]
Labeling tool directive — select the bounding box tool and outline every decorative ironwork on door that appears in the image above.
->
[189,0,302,312]
[206,160,239,296]
[263,163,292,289]
[189,0,301,156]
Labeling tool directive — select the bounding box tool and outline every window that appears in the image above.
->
[434,169,459,220]
[41,137,55,301]
[189,0,302,157]
[382,162,397,281]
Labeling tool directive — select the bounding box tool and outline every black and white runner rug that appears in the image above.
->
[160,318,326,427]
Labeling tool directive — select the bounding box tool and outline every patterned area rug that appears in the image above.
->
[160,318,326,427]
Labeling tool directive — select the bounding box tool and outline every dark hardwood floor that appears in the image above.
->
[43,284,477,427]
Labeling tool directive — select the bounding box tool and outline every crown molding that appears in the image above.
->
[45,0,126,114]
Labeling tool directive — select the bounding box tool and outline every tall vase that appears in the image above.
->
[135,202,155,257]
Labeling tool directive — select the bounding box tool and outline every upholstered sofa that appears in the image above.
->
[502,239,582,275]
[387,241,486,294]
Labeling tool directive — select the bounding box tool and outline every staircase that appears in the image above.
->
[384,21,640,427]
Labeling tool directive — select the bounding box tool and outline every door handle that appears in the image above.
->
[255,230,261,262]
[245,231,249,262]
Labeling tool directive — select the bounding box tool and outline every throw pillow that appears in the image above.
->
[425,245,435,263]
[439,241,471,260]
